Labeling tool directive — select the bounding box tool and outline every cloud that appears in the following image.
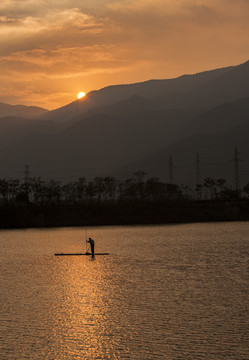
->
[0,7,103,54]
[0,0,248,108]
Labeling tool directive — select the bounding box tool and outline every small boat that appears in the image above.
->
[54,252,109,256]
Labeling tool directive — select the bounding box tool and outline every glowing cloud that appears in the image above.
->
[0,0,248,109]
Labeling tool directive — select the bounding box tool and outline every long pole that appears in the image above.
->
[85,228,87,253]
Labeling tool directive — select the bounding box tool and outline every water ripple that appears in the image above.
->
[0,223,248,359]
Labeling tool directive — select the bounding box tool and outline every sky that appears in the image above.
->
[0,0,249,110]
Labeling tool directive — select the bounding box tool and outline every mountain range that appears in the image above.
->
[1,60,249,187]
[0,102,48,119]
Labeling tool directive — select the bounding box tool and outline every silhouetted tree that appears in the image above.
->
[29,177,46,204]
[119,178,136,201]
[203,177,216,200]
[62,181,77,203]
[132,171,147,201]
[85,181,95,202]
[145,178,164,201]
[243,182,249,198]
[195,184,203,200]
[76,177,87,202]
[0,179,10,201]
[45,180,62,203]
[8,179,21,201]
[93,177,106,202]
[165,183,182,200]
[180,184,192,200]
[216,178,227,199]
[103,176,117,201]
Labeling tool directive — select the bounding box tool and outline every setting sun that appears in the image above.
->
[77,92,86,99]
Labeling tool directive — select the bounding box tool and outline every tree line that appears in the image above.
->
[0,171,248,205]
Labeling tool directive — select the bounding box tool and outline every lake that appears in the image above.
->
[0,222,248,359]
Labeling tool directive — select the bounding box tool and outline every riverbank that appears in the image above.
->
[0,199,249,229]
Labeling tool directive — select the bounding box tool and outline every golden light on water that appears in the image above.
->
[77,92,86,99]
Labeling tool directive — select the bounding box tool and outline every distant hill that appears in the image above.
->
[0,95,249,185]
[111,118,249,187]
[0,60,249,186]
[42,60,249,124]
[0,116,57,148]
[0,102,48,119]
[177,96,249,139]
[85,95,157,117]
[0,107,200,179]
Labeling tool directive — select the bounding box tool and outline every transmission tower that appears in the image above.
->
[233,147,241,193]
[169,155,174,184]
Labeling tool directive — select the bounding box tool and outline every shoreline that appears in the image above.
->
[0,199,249,230]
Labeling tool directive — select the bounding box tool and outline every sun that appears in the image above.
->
[77,91,86,99]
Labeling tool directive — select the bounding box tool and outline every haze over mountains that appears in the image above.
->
[1,60,249,187]
[0,102,48,119]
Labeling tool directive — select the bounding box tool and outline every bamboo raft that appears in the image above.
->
[54,252,109,256]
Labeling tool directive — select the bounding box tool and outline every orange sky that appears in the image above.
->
[0,0,249,110]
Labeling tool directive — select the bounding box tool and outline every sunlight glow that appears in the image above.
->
[77,92,86,99]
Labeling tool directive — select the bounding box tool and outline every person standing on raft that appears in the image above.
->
[86,237,95,258]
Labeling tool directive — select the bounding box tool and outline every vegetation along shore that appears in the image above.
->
[1,171,249,229]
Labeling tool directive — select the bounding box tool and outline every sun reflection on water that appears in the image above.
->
[48,256,125,359]
[1,224,249,359]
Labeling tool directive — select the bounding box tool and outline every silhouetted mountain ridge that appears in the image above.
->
[0,115,57,148]
[42,61,248,123]
[0,102,48,118]
[178,96,249,138]
[0,60,249,185]
[111,116,249,186]
[1,95,249,184]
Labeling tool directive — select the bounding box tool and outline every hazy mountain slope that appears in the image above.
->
[0,116,57,148]
[0,108,199,179]
[84,95,157,117]
[54,95,161,128]
[182,60,249,108]
[42,62,238,123]
[1,61,249,182]
[1,93,249,182]
[178,96,249,138]
[58,107,200,160]
[0,102,48,118]
[62,93,205,129]
[111,120,249,187]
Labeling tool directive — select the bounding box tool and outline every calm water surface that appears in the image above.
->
[0,222,249,359]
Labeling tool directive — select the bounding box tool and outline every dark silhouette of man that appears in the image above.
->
[86,237,95,258]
